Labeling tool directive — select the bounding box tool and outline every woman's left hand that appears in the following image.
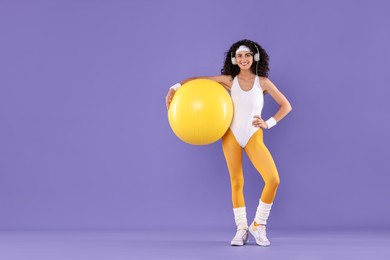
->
[252,115,268,129]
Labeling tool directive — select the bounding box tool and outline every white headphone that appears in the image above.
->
[231,44,260,65]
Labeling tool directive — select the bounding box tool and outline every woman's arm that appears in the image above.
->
[261,77,292,123]
[179,75,232,90]
[166,75,232,109]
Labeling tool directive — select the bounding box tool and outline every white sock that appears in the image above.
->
[254,201,273,225]
[233,207,248,230]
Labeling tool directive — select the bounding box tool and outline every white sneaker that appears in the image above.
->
[230,229,249,246]
[249,223,271,246]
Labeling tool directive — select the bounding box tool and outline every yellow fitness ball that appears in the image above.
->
[168,79,233,145]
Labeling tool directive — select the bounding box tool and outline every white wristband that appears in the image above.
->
[265,117,277,129]
[170,83,181,91]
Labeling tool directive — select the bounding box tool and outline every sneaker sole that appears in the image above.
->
[230,234,249,246]
[230,241,244,246]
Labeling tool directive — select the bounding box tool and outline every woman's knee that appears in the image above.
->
[230,175,244,189]
[266,176,280,189]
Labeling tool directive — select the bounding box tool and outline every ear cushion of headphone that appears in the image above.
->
[231,57,237,65]
[254,53,260,62]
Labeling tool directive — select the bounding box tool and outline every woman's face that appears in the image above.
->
[235,51,253,70]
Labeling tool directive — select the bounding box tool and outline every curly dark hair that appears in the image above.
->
[221,39,269,78]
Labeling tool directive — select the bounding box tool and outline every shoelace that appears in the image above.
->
[234,229,248,239]
[255,226,269,241]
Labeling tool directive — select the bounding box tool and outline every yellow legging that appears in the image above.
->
[222,128,280,208]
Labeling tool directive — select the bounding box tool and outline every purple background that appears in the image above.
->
[1,0,389,231]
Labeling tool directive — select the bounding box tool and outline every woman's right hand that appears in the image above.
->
[166,88,176,110]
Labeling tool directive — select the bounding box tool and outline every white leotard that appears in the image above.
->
[230,76,264,147]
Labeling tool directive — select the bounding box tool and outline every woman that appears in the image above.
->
[165,39,292,247]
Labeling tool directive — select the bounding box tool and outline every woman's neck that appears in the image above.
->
[238,70,255,79]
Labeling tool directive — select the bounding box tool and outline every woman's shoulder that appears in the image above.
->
[259,76,270,83]
[259,76,275,87]
[217,74,234,82]
[206,75,233,90]
[258,76,271,94]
